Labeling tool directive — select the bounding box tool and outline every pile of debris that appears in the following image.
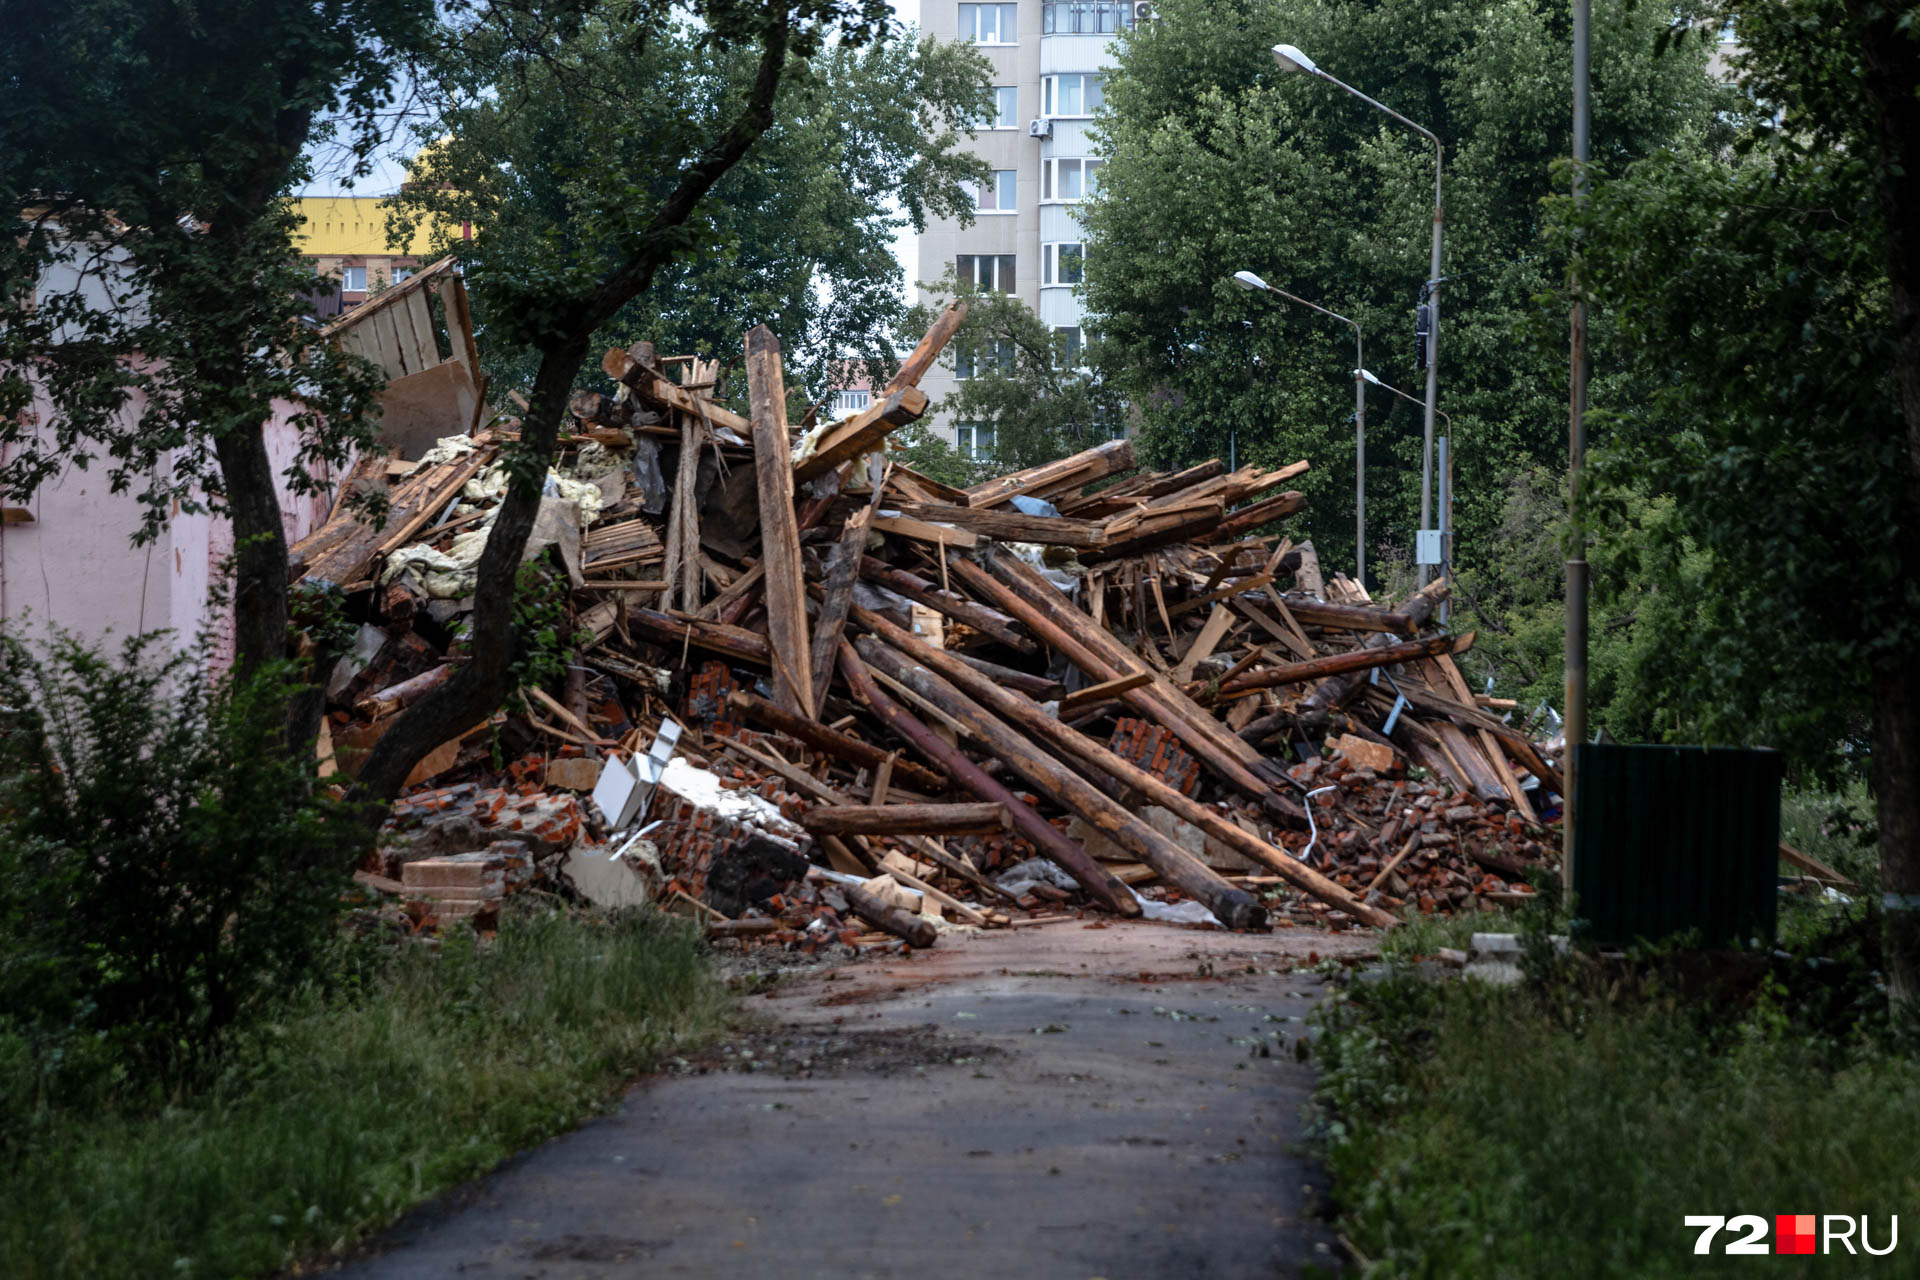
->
[305,297,1562,942]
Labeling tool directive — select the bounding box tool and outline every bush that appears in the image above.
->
[0,632,362,1100]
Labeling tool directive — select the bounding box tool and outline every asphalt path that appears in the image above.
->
[332,920,1374,1279]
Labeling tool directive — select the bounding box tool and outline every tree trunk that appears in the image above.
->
[351,334,591,802]
[212,425,291,675]
[1849,0,1920,1020]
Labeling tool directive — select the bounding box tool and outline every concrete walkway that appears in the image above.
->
[333,920,1373,1278]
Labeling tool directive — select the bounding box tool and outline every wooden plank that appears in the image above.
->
[404,289,440,371]
[809,505,872,710]
[871,513,980,548]
[744,325,814,718]
[1171,605,1235,682]
[963,438,1135,508]
[792,387,930,485]
[886,499,1107,549]
[1211,490,1307,541]
[1779,841,1860,890]
[1428,653,1532,810]
[1058,671,1154,716]
[858,557,1036,655]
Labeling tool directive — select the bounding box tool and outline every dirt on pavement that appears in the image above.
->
[331,919,1376,1279]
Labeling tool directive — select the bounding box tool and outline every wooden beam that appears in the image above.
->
[1057,672,1153,716]
[855,608,1393,929]
[858,557,1036,655]
[809,506,872,711]
[744,324,815,718]
[871,513,980,548]
[884,299,968,394]
[798,803,1009,838]
[791,387,930,485]
[1206,632,1472,699]
[725,688,947,793]
[886,500,1108,549]
[836,641,1137,914]
[963,438,1136,508]
[604,344,752,434]
[857,635,1265,929]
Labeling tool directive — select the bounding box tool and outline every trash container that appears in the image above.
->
[1571,743,1782,948]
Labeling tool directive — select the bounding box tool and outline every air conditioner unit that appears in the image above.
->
[1133,1,1154,23]
[1029,118,1053,138]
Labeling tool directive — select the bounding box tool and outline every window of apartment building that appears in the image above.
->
[956,253,1016,293]
[956,337,1016,380]
[391,266,413,284]
[1040,157,1102,202]
[973,170,1018,212]
[1054,325,1082,364]
[955,422,998,459]
[1041,0,1133,34]
[959,3,1017,43]
[1041,241,1084,285]
[993,86,1019,127]
[340,265,367,292]
[1042,73,1104,117]
[831,389,871,415]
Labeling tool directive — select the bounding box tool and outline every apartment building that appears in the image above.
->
[916,0,1140,457]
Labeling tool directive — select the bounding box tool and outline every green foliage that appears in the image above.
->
[390,7,988,402]
[507,563,589,701]
[1311,858,1914,1277]
[0,633,365,1089]
[0,907,725,1279]
[911,281,1126,476]
[1080,0,1727,582]
[0,0,431,537]
[1569,159,1903,767]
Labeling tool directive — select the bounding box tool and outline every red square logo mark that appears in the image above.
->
[1777,1214,1817,1255]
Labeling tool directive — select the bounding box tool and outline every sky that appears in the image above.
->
[304,0,924,306]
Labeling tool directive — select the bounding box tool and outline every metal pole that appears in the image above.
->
[1354,333,1366,588]
[1419,142,1444,587]
[1565,0,1591,907]
[1437,435,1451,622]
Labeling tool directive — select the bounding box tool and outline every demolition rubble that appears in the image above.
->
[304,288,1564,948]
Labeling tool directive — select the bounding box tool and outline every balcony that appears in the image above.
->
[1041,0,1133,36]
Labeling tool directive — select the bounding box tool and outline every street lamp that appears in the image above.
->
[1233,270,1368,586]
[1272,43,1445,586]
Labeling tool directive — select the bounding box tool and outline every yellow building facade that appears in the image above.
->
[290,196,461,308]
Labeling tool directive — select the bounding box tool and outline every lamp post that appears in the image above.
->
[1232,270,1367,586]
[1273,42,1445,586]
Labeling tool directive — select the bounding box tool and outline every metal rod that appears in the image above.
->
[1565,0,1592,907]
[1354,334,1366,588]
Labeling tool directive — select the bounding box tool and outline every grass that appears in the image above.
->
[1309,786,1916,1278]
[1313,980,1920,1278]
[0,907,727,1279]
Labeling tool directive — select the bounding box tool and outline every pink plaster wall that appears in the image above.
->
[2,385,346,667]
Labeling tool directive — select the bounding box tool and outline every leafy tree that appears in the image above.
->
[360,0,922,802]
[1079,0,1725,584]
[905,282,1124,481]
[1570,0,1920,1011]
[0,0,438,700]
[448,28,992,401]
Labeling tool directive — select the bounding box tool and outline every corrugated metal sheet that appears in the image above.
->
[1572,744,1782,948]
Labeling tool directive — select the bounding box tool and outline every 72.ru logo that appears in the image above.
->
[1686,1215,1898,1256]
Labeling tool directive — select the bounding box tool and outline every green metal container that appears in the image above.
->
[1571,743,1782,948]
